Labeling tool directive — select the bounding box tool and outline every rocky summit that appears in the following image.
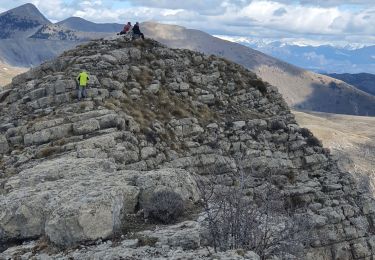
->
[0,37,375,259]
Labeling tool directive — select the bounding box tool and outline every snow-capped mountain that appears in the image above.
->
[217,36,375,74]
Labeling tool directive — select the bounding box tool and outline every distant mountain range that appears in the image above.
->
[1,3,375,116]
[223,38,375,75]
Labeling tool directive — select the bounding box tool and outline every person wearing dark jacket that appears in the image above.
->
[132,22,144,39]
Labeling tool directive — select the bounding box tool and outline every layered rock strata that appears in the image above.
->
[0,38,374,259]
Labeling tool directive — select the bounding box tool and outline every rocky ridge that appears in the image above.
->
[0,38,374,259]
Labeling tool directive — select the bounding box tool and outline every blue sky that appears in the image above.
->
[1,0,375,46]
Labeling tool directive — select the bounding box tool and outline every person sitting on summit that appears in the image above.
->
[132,22,145,40]
[118,22,132,35]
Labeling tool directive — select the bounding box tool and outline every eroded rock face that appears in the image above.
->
[0,38,374,259]
[0,157,199,246]
[0,222,260,259]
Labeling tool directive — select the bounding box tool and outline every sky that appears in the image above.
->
[1,0,375,47]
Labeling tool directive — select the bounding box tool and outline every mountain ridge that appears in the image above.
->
[141,22,375,116]
[1,36,375,260]
[0,3,50,39]
[0,4,374,116]
[327,72,375,96]
[57,16,123,33]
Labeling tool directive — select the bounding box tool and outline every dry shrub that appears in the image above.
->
[171,107,189,118]
[31,236,50,254]
[250,79,268,94]
[306,136,322,147]
[197,162,313,259]
[37,146,61,158]
[144,190,185,224]
[300,127,322,147]
[136,235,158,247]
[132,38,148,48]
[104,101,117,111]
[300,127,312,138]
[135,69,153,87]
[270,120,286,131]
[79,102,87,110]
[51,138,67,147]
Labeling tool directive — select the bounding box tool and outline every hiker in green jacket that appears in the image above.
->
[77,71,89,101]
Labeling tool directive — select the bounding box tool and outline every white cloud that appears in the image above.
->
[125,0,252,15]
[2,0,375,46]
[273,0,373,7]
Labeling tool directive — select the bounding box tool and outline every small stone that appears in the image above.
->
[232,121,246,130]
[198,94,215,104]
[141,147,157,160]
[147,83,160,94]
[129,88,140,95]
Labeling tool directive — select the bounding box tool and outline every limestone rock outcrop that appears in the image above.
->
[0,157,199,247]
[1,221,260,260]
[0,38,374,259]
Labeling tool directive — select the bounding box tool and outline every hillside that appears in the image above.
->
[327,73,375,96]
[1,37,375,259]
[0,61,27,87]
[141,22,375,116]
[294,111,375,186]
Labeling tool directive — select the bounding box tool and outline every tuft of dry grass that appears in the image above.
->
[104,99,120,111]
[52,138,66,147]
[37,146,61,159]
[135,68,153,88]
[119,86,217,143]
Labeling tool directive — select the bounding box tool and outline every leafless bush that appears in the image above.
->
[144,190,185,224]
[197,163,312,259]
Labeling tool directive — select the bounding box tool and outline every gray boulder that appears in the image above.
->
[129,168,200,207]
[0,157,139,246]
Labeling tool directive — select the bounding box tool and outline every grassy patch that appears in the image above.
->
[136,235,158,247]
[120,87,218,134]
[135,68,153,88]
[36,146,61,159]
